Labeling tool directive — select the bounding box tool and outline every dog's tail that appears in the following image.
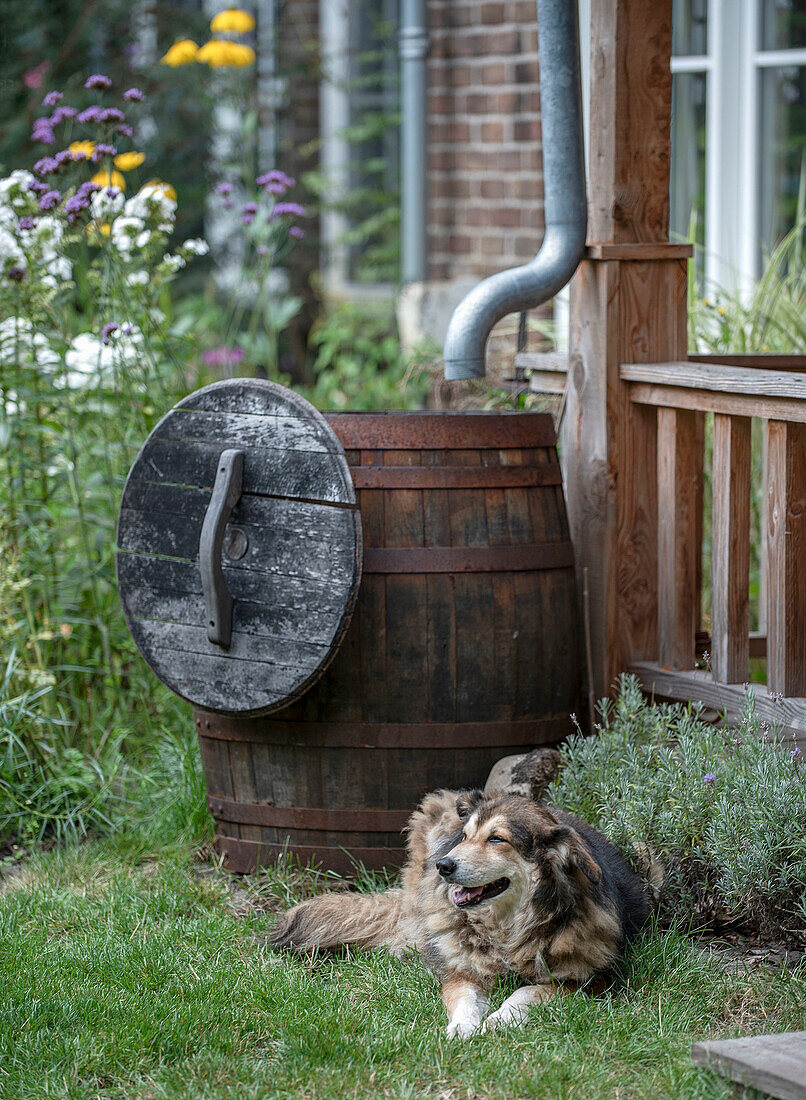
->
[269,888,412,954]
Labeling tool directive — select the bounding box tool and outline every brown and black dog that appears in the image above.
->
[270,789,650,1036]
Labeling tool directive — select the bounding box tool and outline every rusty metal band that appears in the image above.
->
[208,797,410,832]
[215,835,406,875]
[349,465,562,490]
[325,412,556,450]
[361,543,574,574]
[195,714,571,749]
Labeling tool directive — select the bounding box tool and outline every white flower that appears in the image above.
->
[0,170,35,197]
[159,253,185,274]
[91,187,125,220]
[124,184,176,226]
[110,216,144,255]
[181,238,209,256]
[0,226,26,273]
[135,230,151,249]
[126,270,149,286]
[63,325,144,388]
[41,255,72,287]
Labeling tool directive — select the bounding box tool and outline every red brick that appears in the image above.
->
[480,179,506,199]
[514,119,541,142]
[480,2,506,23]
[481,121,505,143]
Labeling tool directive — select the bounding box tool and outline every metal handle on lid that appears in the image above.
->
[200,449,244,648]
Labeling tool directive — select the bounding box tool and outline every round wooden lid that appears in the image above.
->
[116,378,362,716]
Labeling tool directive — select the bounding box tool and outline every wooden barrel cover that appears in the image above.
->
[116,379,362,716]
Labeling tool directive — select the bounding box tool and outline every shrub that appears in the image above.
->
[548,675,806,943]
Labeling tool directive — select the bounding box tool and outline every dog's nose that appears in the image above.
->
[436,856,457,878]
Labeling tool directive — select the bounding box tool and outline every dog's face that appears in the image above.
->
[435,793,601,917]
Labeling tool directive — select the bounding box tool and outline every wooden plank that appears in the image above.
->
[628,382,806,424]
[513,352,570,373]
[766,421,806,697]
[587,0,673,243]
[711,414,751,683]
[692,1032,806,1100]
[629,662,806,743]
[586,243,693,260]
[621,361,806,399]
[657,407,700,669]
[689,354,806,371]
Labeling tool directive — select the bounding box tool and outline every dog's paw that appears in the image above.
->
[446,1013,484,1038]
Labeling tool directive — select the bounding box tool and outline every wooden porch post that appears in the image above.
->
[560,0,692,699]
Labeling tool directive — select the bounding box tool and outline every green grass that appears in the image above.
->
[1,837,804,1100]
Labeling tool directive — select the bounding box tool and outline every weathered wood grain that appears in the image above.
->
[116,378,362,716]
[692,1031,806,1100]
[621,361,806,399]
[711,415,751,683]
[628,382,806,424]
[766,421,806,697]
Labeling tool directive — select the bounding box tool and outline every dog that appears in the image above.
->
[270,789,650,1037]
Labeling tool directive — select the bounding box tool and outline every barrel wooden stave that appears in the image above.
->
[198,413,579,873]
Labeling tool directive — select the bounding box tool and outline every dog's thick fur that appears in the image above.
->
[270,790,650,1036]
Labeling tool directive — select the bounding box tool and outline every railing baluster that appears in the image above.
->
[711,414,751,682]
[766,420,806,696]
[657,407,701,669]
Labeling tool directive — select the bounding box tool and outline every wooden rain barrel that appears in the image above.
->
[198,411,580,874]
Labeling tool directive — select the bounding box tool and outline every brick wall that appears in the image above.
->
[427,0,545,284]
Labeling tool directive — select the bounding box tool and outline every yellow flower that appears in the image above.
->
[99,224,111,237]
[142,178,178,202]
[114,151,146,171]
[210,8,255,33]
[69,140,96,160]
[91,169,126,191]
[161,39,199,66]
[197,39,255,66]
[59,623,73,638]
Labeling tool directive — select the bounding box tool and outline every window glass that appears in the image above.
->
[672,0,708,55]
[760,0,806,51]
[758,64,806,257]
[671,71,707,262]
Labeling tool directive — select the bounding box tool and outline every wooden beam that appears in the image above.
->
[628,383,806,424]
[689,354,806,371]
[692,1032,806,1100]
[711,414,751,683]
[621,361,806,398]
[629,662,806,745]
[657,407,700,669]
[586,243,693,260]
[766,421,806,697]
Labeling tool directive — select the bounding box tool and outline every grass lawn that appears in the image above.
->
[1,837,804,1100]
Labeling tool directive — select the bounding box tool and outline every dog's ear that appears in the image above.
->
[546,825,602,884]
[455,789,485,824]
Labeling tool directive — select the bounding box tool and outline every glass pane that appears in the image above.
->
[760,0,806,51]
[671,71,707,264]
[758,64,806,257]
[673,0,708,56]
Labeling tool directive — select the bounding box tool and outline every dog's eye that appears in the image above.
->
[487,835,506,845]
[461,830,467,841]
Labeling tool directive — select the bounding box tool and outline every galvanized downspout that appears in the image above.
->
[443,0,587,379]
[399,0,429,284]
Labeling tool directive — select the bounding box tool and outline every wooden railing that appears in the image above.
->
[519,347,806,740]
[619,357,806,741]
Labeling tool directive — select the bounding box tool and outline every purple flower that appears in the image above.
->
[242,211,256,226]
[64,194,90,223]
[703,773,716,784]
[31,122,55,145]
[263,179,288,195]
[123,87,145,102]
[91,143,117,162]
[270,201,305,220]
[256,169,295,189]
[116,123,133,138]
[85,74,112,90]
[33,156,59,176]
[7,267,25,282]
[255,245,269,256]
[242,202,258,213]
[77,180,100,197]
[77,106,102,124]
[99,107,125,124]
[215,181,233,196]
[54,149,75,167]
[18,216,36,230]
[38,190,61,211]
[792,748,803,760]
[289,225,305,239]
[101,322,118,345]
[51,105,77,124]
[43,91,63,107]
[28,179,49,195]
